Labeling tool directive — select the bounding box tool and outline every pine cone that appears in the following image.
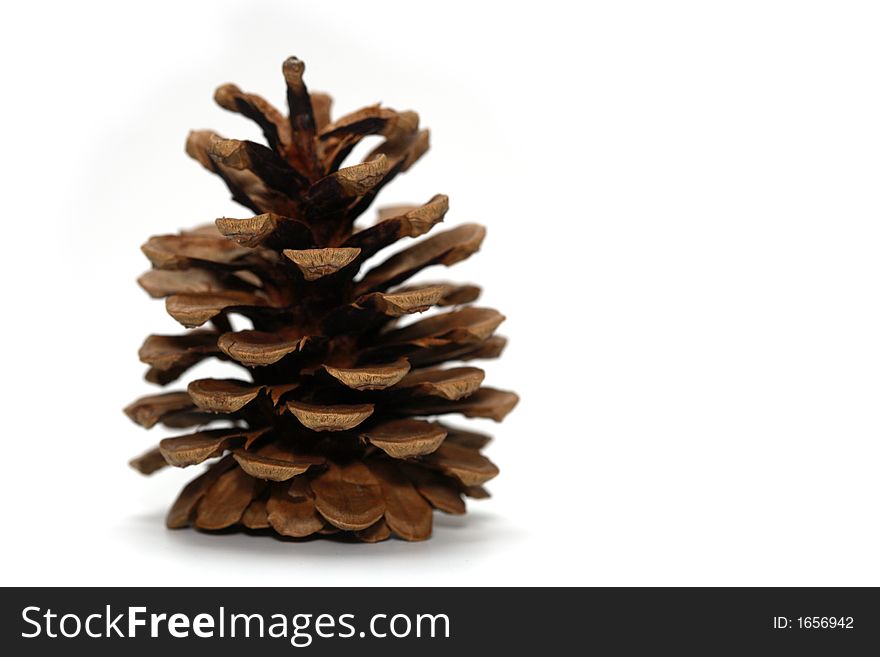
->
[125,57,518,542]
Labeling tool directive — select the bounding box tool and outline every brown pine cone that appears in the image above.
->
[125,56,517,542]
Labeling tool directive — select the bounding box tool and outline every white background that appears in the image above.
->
[2,0,879,586]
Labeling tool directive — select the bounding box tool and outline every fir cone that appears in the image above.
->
[125,56,518,542]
